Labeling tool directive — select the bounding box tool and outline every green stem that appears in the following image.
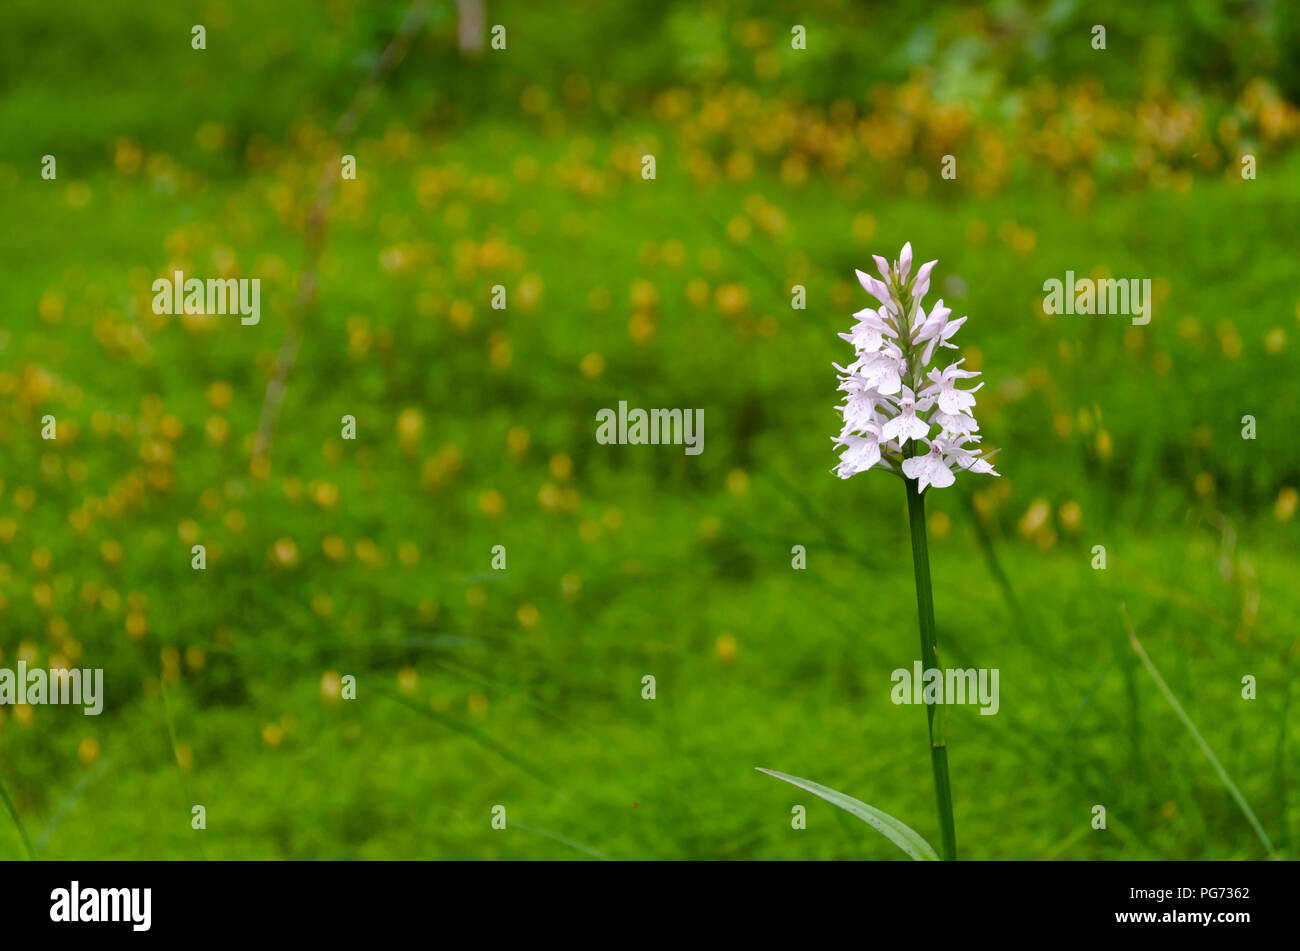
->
[905,478,957,860]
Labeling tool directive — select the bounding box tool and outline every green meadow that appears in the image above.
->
[0,0,1297,859]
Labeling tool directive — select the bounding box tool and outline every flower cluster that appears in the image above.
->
[833,243,999,491]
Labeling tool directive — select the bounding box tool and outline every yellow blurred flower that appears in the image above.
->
[851,212,876,243]
[397,408,424,445]
[1018,499,1051,539]
[205,416,229,444]
[1059,500,1083,533]
[715,633,737,663]
[685,278,710,307]
[310,480,339,509]
[627,310,655,344]
[312,593,334,618]
[271,537,299,568]
[178,518,200,545]
[125,612,147,640]
[507,426,531,457]
[207,381,233,409]
[320,670,343,702]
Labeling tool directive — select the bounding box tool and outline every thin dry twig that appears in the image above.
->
[254,0,435,463]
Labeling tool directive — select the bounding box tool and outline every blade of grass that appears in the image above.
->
[1120,603,1279,859]
[1273,662,1292,857]
[35,757,112,856]
[376,687,556,790]
[1117,627,1149,818]
[1065,658,1113,733]
[966,491,1087,676]
[1038,823,1090,860]
[159,679,206,860]
[756,768,939,860]
[0,774,35,859]
[966,490,1027,627]
[430,657,603,742]
[511,820,612,860]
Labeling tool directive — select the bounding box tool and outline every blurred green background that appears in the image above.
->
[1,0,1297,859]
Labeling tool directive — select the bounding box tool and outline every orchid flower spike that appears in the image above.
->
[832,243,999,491]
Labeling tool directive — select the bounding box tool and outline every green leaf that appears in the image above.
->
[757,768,939,860]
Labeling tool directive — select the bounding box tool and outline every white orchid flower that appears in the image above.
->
[832,244,1000,492]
